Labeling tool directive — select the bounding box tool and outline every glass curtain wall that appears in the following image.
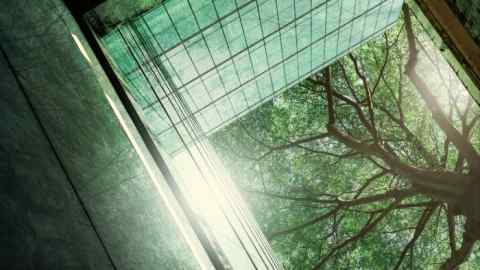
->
[101,0,404,154]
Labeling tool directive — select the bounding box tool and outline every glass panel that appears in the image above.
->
[164,0,199,39]
[281,26,297,57]
[204,24,230,65]
[222,13,247,55]
[186,36,215,75]
[265,33,283,65]
[167,45,197,84]
[298,47,312,77]
[284,56,298,84]
[326,0,341,33]
[295,0,311,17]
[258,0,278,36]
[240,2,263,46]
[251,44,269,75]
[278,0,295,27]
[230,89,249,114]
[203,70,225,100]
[325,31,339,61]
[193,1,218,28]
[215,0,237,17]
[312,4,327,41]
[188,80,211,109]
[243,81,260,106]
[219,60,241,90]
[233,51,254,83]
[256,72,273,98]
[337,22,352,54]
[297,14,312,50]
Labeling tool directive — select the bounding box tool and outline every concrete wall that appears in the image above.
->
[0,0,202,269]
[0,50,113,270]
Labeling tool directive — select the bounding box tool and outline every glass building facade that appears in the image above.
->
[101,0,404,154]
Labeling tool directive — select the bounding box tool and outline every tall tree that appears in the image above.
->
[212,5,480,269]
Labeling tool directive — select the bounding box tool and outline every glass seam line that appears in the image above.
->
[124,23,261,270]
[155,18,398,138]
[142,0,390,111]
[118,27,226,270]
[152,1,396,135]
[124,0,334,78]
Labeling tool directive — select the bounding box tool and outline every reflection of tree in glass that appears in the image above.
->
[213,5,480,270]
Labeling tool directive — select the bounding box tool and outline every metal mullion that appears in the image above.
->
[211,1,247,122]
[384,0,397,29]
[255,0,275,100]
[127,25,183,130]
[347,0,358,49]
[144,0,387,112]
[309,19,399,84]
[310,0,313,74]
[159,12,394,123]
[274,0,288,87]
[140,30,256,270]
[250,3,284,267]
[172,3,274,269]
[186,0,231,129]
[130,21,206,161]
[225,6,273,267]
[234,1,264,108]
[360,0,372,41]
[372,0,386,39]
[140,17,187,103]
[136,0,334,89]
[162,5,219,130]
[202,17,399,131]
[130,22,258,269]
[226,46,276,270]
[116,25,170,123]
[118,26,225,270]
[336,0,344,55]
[156,81,236,136]
[146,11,265,268]
[323,0,328,64]
[112,31,146,99]
[159,0,257,55]
[293,0,300,81]
[123,0,261,77]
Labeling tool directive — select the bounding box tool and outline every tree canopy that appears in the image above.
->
[212,5,480,269]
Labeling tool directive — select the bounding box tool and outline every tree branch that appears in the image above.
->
[403,4,480,174]
[266,189,418,240]
[440,233,475,270]
[267,207,340,240]
[255,133,330,160]
[349,54,378,140]
[447,207,457,253]
[313,200,401,269]
[393,205,437,270]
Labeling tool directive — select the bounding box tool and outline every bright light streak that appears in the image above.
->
[105,93,212,270]
[71,33,92,63]
[172,148,226,222]
[416,37,473,111]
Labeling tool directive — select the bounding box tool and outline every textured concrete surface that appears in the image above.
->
[0,0,202,269]
[0,51,113,270]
